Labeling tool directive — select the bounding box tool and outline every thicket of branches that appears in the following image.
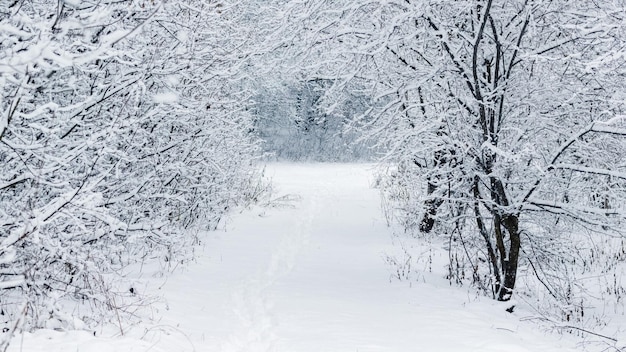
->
[0,0,262,343]
[251,77,376,161]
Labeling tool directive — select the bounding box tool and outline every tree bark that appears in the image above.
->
[498,214,520,301]
[419,181,443,233]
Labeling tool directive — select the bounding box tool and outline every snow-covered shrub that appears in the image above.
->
[0,0,260,342]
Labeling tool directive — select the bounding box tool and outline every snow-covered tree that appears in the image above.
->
[279,0,626,306]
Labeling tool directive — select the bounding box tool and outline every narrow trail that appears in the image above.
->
[143,163,406,352]
[143,163,580,352]
[221,189,319,351]
[9,163,585,352]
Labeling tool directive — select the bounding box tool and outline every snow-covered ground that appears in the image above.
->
[9,163,590,351]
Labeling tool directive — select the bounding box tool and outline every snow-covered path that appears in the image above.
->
[11,164,583,352]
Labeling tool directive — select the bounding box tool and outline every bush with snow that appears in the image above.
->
[0,0,261,344]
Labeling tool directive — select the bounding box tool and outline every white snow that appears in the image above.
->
[8,163,587,351]
[152,92,179,104]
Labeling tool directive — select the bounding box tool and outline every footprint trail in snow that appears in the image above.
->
[222,194,318,352]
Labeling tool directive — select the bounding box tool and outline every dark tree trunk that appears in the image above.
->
[420,181,443,233]
[497,214,520,301]
[419,145,455,233]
